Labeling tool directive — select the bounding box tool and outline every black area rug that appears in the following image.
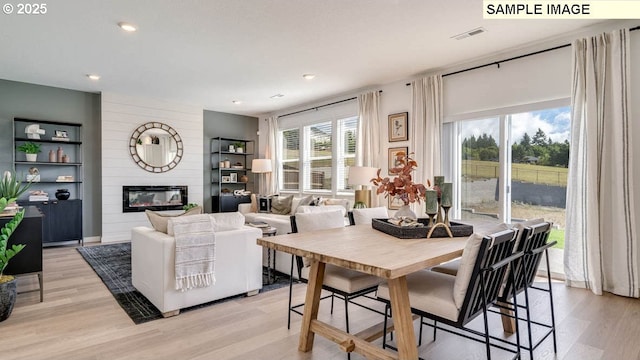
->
[77,243,291,324]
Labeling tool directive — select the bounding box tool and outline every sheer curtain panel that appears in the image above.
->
[565,29,638,297]
[357,91,381,206]
[265,116,279,195]
[411,75,443,216]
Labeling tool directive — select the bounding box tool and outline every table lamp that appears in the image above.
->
[251,158,272,196]
[348,166,378,208]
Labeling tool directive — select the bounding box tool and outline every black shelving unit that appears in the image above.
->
[13,118,83,245]
[211,137,254,212]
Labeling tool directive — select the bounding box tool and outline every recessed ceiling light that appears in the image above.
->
[232,100,242,104]
[87,74,101,80]
[270,94,284,99]
[118,22,137,32]
[302,74,316,80]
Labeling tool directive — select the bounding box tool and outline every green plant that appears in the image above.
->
[233,142,244,149]
[0,204,25,280]
[17,142,41,154]
[0,170,32,199]
[183,203,199,211]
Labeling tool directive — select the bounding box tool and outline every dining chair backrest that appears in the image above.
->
[498,221,552,301]
[290,210,346,276]
[457,228,518,326]
[347,207,389,225]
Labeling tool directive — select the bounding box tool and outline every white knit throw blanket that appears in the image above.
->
[171,215,216,291]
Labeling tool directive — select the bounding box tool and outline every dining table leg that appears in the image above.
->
[387,276,419,360]
[299,260,326,352]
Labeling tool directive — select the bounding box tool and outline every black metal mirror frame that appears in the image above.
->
[129,122,184,173]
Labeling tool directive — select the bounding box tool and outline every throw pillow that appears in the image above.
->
[210,212,246,231]
[323,198,350,213]
[290,195,313,214]
[271,195,293,215]
[145,206,203,234]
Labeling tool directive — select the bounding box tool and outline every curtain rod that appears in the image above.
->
[277,90,382,119]
[405,24,640,85]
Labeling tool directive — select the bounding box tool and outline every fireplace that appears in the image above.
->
[123,185,188,212]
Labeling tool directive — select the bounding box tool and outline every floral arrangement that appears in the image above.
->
[371,151,428,205]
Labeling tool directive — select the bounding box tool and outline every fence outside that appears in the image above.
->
[462,160,568,186]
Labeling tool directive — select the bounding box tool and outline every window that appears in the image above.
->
[278,115,358,195]
[281,128,300,190]
[444,102,570,249]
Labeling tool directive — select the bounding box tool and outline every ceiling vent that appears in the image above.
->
[451,27,487,40]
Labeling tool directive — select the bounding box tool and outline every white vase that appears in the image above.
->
[395,204,416,220]
[25,154,37,162]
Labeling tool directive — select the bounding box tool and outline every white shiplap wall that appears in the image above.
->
[101,92,203,243]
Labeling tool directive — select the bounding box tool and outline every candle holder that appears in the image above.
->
[436,197,443,224]
[442,205,451,227]
[426,212,437,227]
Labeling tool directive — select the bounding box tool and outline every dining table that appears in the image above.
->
[257,222,487,360]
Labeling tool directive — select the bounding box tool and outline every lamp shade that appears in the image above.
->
[348,166,378,186]
[252,159,272,174]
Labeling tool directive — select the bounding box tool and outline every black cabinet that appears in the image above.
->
[212,195,251,213]
[0,206,43,301]
[17,199,82,245]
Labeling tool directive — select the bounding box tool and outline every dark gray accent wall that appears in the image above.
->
[203,110,258,213]
[0,79,101,237]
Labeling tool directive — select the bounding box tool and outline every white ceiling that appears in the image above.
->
[0,0,609,117]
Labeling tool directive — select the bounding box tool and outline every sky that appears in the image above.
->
[459,106,571,144]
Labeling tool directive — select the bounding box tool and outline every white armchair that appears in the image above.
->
[131,213,263,317]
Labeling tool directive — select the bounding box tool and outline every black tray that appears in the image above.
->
[372,218,474,239]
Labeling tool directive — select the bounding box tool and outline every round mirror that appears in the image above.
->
[129,122,183,173]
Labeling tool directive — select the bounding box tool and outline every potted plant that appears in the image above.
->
[17,142,41,162]
[0,197,26,322]
[233,142,244,153]
[0,170,33,200]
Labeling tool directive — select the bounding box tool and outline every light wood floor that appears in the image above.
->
[2,246,640,360]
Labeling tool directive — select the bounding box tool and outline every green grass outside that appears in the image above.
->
[549,228,565,249]
[462,160,568,186]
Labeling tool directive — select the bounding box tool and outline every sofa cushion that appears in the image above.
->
[145,206,203,234]
[323,198,350,213]
[210,212,246,231]
[271,195,293,215]
[167,212,245,235]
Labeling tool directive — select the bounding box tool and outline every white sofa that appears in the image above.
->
[239,196,351,276]
[131,215,263,317]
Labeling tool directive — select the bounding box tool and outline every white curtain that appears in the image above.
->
[264,116,279,195]
[411,75,443,216]
[357,91,381,168]
[565,29,638,297]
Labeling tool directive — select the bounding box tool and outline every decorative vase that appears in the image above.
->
[0,277,17,322]
[26,153,37,162]
[56,146,63,163]
[239,174,248,183]
[55,189,70,200]
[395,204,417,220]
[49,150,55,162]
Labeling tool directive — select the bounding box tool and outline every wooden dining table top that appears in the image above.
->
[257,223,481,279]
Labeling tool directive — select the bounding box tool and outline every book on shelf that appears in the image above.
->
[29,195,49,202]
[51,137,70,142]
[248,221,269,228]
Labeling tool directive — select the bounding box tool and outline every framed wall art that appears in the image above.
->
[388,112,408,142]
[388,146,408,175]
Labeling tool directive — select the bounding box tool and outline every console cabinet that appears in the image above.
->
[0,206,44,301]
[17,200,83,245]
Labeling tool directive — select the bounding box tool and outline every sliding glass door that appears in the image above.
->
[445,103,570,249]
